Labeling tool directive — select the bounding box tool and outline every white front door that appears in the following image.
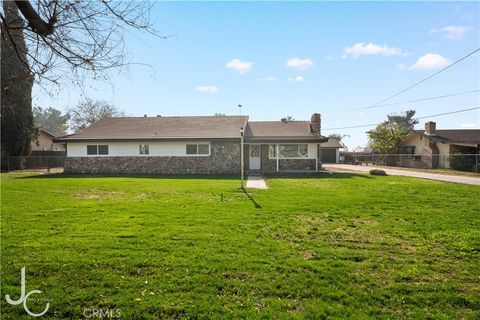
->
[249,145,261,170]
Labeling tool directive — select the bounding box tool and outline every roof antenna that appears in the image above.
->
[238,104,242,116]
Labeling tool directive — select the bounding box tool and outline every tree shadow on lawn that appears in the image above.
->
[241,187,262,209]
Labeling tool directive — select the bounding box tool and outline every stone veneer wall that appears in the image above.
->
[258,144,316,172]
[65,141,240,174]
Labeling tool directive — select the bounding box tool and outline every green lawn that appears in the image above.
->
[1,172,479,319]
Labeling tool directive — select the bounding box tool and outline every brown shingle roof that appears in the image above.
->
[414,129,480,145]
[320,138,344,148]
[245,121,326,142]
[56,116,248,141]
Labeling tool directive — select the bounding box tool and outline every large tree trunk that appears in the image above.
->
[1,0,35,168]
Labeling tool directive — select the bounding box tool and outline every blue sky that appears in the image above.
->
[33,1,480,149]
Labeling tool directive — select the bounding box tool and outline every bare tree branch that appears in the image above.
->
[2,0,161,88]
[14,0,56,36]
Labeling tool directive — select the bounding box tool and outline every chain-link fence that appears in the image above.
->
[5,156,66,172]
[340,153,480,173]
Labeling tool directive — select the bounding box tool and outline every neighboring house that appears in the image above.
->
[31,128,66,152]
[401,121,480,169]
[319,138,344,163]
[55,114,327,174]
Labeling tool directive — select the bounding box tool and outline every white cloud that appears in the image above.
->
[195,85,219,93]
[460,123,476,128]
[225,59,252,74]
[286,57,314,69]
[430,26,473,40]
[257,76,278,82]
[396,64,406,70]
[324,56,333,60]
[287,75,304,82]
[342,42,403,58]
[408,53,451,70]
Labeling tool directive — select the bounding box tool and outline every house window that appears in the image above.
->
[186,144,210,155]
[404,146,415,155]
[86,144,109,155]
[87,145,97,155]
[269,144,308,158]
[98,145,109,155]
[269,145,277,158]
[139,144,149,155]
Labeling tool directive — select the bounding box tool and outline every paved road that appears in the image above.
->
[324,164,480,186]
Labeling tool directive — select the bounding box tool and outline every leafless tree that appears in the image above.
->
[0,0,161,87]
[67,99,124,133]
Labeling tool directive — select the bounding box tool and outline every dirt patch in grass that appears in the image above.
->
[54,189,125,200]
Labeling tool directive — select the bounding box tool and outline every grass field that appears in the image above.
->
[1,172,479,319]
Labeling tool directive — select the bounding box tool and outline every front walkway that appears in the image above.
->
[324,164,480,186]
[246,175,268,189]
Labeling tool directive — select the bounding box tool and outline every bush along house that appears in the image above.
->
[55,113,328,174]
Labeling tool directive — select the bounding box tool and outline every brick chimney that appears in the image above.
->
[424,121,436,135]
[310,113,321,135]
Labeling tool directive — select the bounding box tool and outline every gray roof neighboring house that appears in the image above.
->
[320,138,344,149]
[55,115,327,143]
[412,129,480,146]
[37,128,58,137]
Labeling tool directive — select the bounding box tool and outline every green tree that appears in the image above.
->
[367,123,408,154]
[327,133,350,142]
[33,107,70,136]
[68,99,124,133]
[1,1,34,164]
[367,110,417,154]
[387,110,418,132]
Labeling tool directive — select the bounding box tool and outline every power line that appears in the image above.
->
[342,89,480,112]
[322,106,480,131]
[366,48,480,109]
[324,89,480,124]
[416,107,480,120]
[324,48,479,125]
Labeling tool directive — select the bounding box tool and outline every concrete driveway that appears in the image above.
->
[324,164,480,186]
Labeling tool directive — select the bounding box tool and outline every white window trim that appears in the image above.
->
[139,144,150,155]
[268,144,309,159]
[185,143,211,156]
[86,144,109,156]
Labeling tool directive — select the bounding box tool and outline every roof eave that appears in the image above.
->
[54,137,242,142]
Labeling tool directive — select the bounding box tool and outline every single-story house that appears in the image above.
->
[55,113,327,174]
[319,138,344,163]
[401,121,480,169]
[31,128,66,152]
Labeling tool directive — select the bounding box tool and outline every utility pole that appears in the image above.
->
[240,126,245,188]
[238,104,242,116]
